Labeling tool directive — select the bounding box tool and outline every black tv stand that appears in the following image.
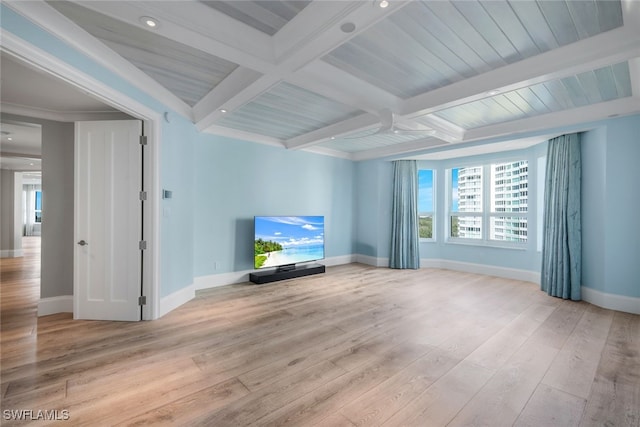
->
[249,263,325,284]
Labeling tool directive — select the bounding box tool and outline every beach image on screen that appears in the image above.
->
[254,216,324,269]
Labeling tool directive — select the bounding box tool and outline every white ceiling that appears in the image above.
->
[3,0,640,161]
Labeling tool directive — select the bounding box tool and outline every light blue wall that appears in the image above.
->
[581,115,640,298]
[604,116,640,297]
[354,160,392,259]
[159,115,196,297]
[193,137,355,276]
[581,127,607,293]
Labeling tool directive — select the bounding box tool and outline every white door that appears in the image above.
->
[74,120,143,321]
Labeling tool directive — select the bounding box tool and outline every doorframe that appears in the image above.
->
[2,32,162,320]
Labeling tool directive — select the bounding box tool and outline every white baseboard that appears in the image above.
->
[581,287,640,315]
[38,295,73,316]
[194,270,252,290]
[159,283,196,318]
[194,255,357,291]
[420,258,541,284]
[355,255,389,267]
[1,249,24,258]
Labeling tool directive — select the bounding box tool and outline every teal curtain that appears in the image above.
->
[390,160,420,269]
[541,133,581,300]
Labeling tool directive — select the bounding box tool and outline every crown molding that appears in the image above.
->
[1,102,132,123]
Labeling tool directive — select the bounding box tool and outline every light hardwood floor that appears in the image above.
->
[1,237,638,426]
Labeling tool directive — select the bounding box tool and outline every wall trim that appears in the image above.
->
[38,295,73,316]
[1,249,24,258]
[582,287,640,315]
[355,255,389,267]
[194,255,357,291]
[420,258,541,284]
[159,283,196,318]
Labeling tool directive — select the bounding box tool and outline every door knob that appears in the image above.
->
[77,240,88,246]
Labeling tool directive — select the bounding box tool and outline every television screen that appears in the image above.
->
[254,216,325,269]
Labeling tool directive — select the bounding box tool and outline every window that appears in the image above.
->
[490,160,528,242]
[450,166,483,239]
[449,160,529,244]
[418,169,434,240]
[35,191,42,223]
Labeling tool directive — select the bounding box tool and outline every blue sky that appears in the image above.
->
[255,216,324,247]
[452,168,459,211]
[418,170,433,212]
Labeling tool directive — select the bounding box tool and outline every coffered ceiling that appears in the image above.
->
[3,0,640,160]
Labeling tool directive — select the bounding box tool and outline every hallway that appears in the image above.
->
[0,237,46,342]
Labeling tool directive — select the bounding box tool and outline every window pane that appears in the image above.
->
[418,169,434,212]
[35,191,42,210]
[490,160,528,213]
[419,215,432,239]
[454,167,482,213]
[451,215,482,239]
[490,217,527,242]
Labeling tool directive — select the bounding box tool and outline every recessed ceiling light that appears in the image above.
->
[379,0,389,8]
[330,136,336,140]
[140,16,158,28]
[487,89,500,96]
[340,22,356,33]
[220,109,227,113]
[7,137,12,141]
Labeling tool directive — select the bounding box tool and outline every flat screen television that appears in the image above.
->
[254,216,325,270]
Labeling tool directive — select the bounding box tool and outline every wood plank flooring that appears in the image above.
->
[1,237,639,426]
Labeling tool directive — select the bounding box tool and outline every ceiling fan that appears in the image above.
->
[343,109,436,139]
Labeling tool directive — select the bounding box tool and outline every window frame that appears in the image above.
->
[446,157,530,248]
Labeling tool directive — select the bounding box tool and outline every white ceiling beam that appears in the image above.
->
[622,0,640,97]
[202,125,284,149]
[73,1,276,73]
[287,60,402,116]
[401,26,640,118]
[197,74,282,132]
[352,138,450,162]
[196,0,411,139]
[4,0,193,120]
[463,97,640,143]
[193,67,263,128]
[629,57,640,97]
[285,113,380,150]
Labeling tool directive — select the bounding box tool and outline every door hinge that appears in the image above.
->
[139,191,147,201]
[138,295,147,306]
[139,240,147,250]
[139,135,148,146]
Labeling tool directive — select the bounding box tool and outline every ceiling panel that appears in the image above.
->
[216,82,364,140]
[432,62,632,129]
[49,1,239,106]
[199,1,310,36]
[324,0,624,99]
